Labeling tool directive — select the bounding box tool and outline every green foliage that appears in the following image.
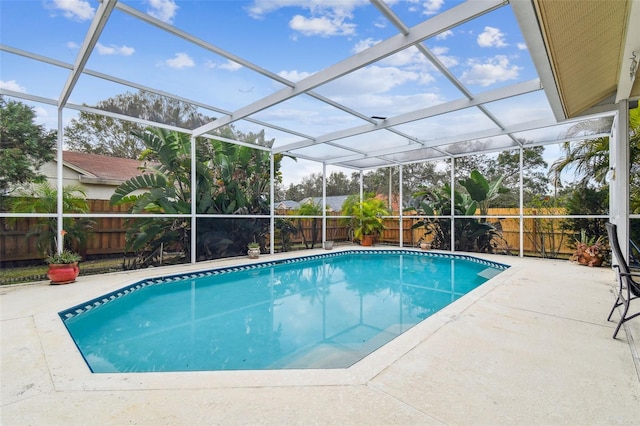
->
[274,218,297,252]
[459,170,509,216]
[558,184,608,250]
[297,200,323,249]
[46,249,82,264]
[64,90,212,159]
[8,182,93,256]
[0,96,56,194]
[342,194,390,241]
[406,170,508,253]
[111,127,277,263]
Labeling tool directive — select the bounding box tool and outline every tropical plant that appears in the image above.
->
[458,169,510,217]
[406,170,508,253]
[342,194,390,243]
[275,217,297,252]
[110,127,278,264]
[46,249,82,264]
[550,109,639,209]
[297,200,322,249]
[8,182,93,257]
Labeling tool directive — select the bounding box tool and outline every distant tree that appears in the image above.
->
[494,146,549,206]
[326,171,358,196]
[0,96,56,194]
[284,171,359,200]
[64,90,213,159]
[401,161,449,200]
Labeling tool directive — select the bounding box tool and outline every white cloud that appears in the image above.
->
[436,30,453,40]
[66,41,80,49]
[34,107,50,122]
[147,0,178,24]
[321,65,420,97]
[0,80,27,93]
[430,46,458,68]
[247,0,368,19]
[352,38,379,54]
[421,0,444,15]
[460,55,521,87]
[289,14,356,37]
[477,26,507,48]
[219,60,242,71]
[248,0,367,37]
[517,42,528,50]
[48,0,95,21]
[165,53,195,69]
[278,70,313,82]
[95,43,135,56]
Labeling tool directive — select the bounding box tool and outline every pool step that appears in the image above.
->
[270,324,403,369]
[478,267,502,280]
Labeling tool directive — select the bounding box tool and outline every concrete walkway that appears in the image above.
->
[2,251,639,425]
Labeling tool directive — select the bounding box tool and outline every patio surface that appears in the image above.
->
[2,248,639,425]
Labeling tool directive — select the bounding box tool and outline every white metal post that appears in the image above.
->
[270,153,275,254]
[322,163,327,245]
[610,101,630,263]
[56,108,64,254]
[190,134,197,264]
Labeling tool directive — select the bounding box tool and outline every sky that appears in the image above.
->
[0,0,563,187]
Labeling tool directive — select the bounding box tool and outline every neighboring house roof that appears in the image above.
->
[299,195,350,212]
[276,200,300,210]
[61,151,145,185]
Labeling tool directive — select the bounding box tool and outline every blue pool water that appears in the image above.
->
[60,250,507,373]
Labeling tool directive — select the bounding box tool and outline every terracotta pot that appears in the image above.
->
[48,262,80,285]
[360,235,374,246]
[420,242,431,250]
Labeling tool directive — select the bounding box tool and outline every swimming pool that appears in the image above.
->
[60,250,507,373]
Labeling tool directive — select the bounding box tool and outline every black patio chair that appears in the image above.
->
[605,222,640,339]
[630,238,640,270]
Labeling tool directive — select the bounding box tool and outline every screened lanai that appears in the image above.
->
[1,0,638,265]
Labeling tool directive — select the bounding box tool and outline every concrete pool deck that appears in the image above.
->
[2,248,639,425]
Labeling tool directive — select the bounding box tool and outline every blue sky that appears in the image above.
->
[0,0,559,186]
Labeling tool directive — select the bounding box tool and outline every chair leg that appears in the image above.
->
[612,297,630,339]
[607,278,625,322]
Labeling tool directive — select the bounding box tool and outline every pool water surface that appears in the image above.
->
[60,250,507,373]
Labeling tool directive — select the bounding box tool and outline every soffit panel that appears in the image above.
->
[534,0,629,117]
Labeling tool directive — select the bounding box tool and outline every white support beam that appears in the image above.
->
[193,0,505,137]
[610,102,630,263]
[275,79,542,154]
[58,0,116,108]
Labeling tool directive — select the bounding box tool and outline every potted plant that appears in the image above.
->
[46,250,82,284]
[247,241,260,259]
[570,230,605,267]
[342,194,390,247]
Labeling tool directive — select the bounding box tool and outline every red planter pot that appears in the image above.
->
[47,262,80,285]
[360,235,374,246]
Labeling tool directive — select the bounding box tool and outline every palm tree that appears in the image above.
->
[297,200,323,249]
[550,111,639,193]
[9,182,92,256]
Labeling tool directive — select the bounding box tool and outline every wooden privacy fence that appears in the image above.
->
[1,199,129,264]
[1,204,582,264]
